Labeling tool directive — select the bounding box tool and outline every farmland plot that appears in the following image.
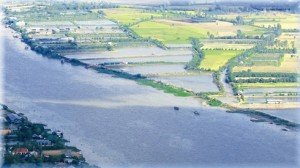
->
[27,21,75,27]
[244,53,284,66]
[201,42,254,50]
[79,55,192,65]
[109,63,187,76]
[102,7,163,25]
[63,46,192,59]
[74,20,117,26]
[246,97,300,104]
[132,19,265,44]
[233,54,298,73]
[151,74,219,93]
[199,50,243,71]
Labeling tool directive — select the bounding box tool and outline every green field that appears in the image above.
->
[233,54,298,73]
[131,19,265,44]
[216,12,299,29]
[201,42,254,50]
[131,20,214,44]
[199,50,243,71]
[102,7,163,25]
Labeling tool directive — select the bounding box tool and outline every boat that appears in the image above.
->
[250,118,265,122]
[193,111,200,116]
[25,46,29,50]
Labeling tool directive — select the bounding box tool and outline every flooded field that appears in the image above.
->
[109,63,187,76]
[74,20,117,26]
[80,55,192,65]
[152,74,219,93]
[246,97,300,104]
[243,87,300,95]
[63,46,192,59]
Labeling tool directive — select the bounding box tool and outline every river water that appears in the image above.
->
[1,23,299,167]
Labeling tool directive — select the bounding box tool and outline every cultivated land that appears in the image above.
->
[200,50,243,71]
[201,42,254,50]
[233,54,298,73]
[131,20,210,44]
[131,19,266,44]
[102,7,163,25]
[236,82,298,89]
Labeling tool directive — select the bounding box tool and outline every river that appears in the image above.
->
[1,22,299,167]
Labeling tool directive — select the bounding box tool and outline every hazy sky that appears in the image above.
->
[2,0,299,4]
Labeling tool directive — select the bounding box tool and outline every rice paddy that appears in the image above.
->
[199,50,243,71]
[102,7,163,25]
[131,19,266,44]
[233,54,299,73]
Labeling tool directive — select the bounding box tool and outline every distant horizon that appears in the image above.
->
[2,0,300,5]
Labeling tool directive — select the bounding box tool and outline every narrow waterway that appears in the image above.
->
[1,24,299,167]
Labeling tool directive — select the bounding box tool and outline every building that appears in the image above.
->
[6,113,22,124]
[36,139,52,146]
[15,21,26,27]
[12,148,29,155]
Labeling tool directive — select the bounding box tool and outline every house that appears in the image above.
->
[30,151,39,157]
[0,129,12,135]
[53,130,63,138]
[6,113,22,124]
[32,134,43,139]
[15,21,26,27]
[60,37,75,43]
[12,148,29,155]
[36,139,52,146]
[265,99,283,104]
[64,158,74,164]
[8,124,18,131]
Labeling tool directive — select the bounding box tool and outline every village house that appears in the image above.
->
[12,148,29,155]
[53,130,63,138]
[1,129,12,135]
[15,21,26,27]
[36,139,53,146]
[6,113,22,124]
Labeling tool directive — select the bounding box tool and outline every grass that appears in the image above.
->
[137,79,193,97]
[252,14,299,29]
[236,82,298,89]
[131,20,210,44]
[201,42,254,50]
[233,54,298,73]
[217,12,299,29]
[131,19,266,44]
[199,50,243,71]
[102,7,162,25]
